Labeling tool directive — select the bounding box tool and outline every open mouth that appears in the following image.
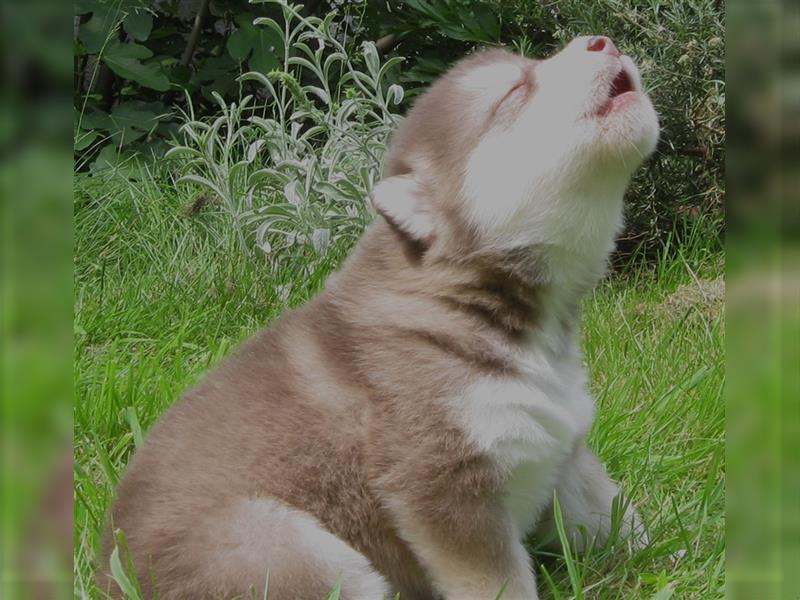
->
[594,67,637,116]
[609,69,634,98]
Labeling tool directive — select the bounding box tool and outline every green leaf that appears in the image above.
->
[106,39,152,60]
[194,54,238,84]
[92,433,120,486]
[102,40,170,91]
[123,10,153,41]
[552,494,585,599]
[193,54,242,99]
[227,27,252,61]
[81,101,166,152]
[322,580,341,600]
[250,48,281,77]
[649,582,677,600]
[473,5,500,40]
[109,547,137,598]
[386,84,404,105]
[123,406,144,448]
[401,0,499,43]
[252,17,285,42]
[362,41,380,79]
[100,101,166,145]
[108,530,143,599]
[74,129,100,151]
[402,55,448,87]
[177,174,227,201]
[227,13,282,75]
[164,62,191,86]
[90,145,139,175]
[79,109,113,131]
[79,10,119,54]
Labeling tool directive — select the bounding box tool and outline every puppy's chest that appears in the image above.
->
[451,347,595,534]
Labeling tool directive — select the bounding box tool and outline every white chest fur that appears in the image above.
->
[449,338,595,536]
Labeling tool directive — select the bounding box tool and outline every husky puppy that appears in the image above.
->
[101,36,659,600]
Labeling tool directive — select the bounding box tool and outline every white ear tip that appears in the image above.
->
[371,176,435,243]
[370,176,416,204]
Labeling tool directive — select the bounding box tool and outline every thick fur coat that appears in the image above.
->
[100,36,659,600]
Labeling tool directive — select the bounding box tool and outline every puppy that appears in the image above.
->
[100,36,659,600]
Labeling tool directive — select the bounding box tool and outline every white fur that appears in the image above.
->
[370,175,434,241]
[448,331,649,553]
[385,492,539,600]
[462,36,659,253]
[449,335,595,536]
[538,444,650,551]
[207,498,390,600]
[458,61,525,113]
[448,39,659,556]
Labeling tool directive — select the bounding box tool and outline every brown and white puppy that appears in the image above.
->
[100,36,659,600]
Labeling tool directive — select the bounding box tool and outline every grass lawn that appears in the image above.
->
[74,168,724,599]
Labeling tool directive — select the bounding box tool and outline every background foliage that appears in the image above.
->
[74,0,724,259]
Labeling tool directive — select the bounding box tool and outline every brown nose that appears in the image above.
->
[587,36,620,57]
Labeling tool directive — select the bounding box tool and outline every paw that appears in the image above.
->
[618,502,649,551]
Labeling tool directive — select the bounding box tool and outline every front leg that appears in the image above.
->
[537,442,648,552]
[376,448,539,600]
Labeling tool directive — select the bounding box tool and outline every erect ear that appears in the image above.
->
[370,175,435,245]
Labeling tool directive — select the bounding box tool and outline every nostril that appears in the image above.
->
[587,36,606,52]
[587,36,620,56]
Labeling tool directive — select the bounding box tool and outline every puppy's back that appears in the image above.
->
[99,300,379,598]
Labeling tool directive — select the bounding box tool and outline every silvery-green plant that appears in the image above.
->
[166,0,405,264]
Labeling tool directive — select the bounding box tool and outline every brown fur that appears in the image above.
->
[100,213,552,599]
[99,42,649,600]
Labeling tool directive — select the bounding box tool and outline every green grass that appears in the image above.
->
[74,166,724,599]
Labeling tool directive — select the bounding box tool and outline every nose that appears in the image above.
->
[586,36,620,57]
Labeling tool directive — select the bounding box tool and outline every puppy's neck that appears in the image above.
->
[329,223,606,356]
[434,244,551,342]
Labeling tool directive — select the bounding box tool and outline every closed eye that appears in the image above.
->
[497,80,528,108]
[492,69,536,119]
[486,61,537,121]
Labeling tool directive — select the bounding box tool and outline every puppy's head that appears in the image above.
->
[372,37,660,256]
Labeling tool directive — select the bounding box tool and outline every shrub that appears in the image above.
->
[166,1,403,267]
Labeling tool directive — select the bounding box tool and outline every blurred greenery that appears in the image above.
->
[725,2,799,597]
[2,1,73,598]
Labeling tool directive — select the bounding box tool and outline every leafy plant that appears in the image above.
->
[166,1,404,264]
[400,0,500,44]
[74,0,293,169]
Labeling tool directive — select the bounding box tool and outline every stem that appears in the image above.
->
[657,136,706,159]
[181,0,210,67]
[375,33,400,55]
